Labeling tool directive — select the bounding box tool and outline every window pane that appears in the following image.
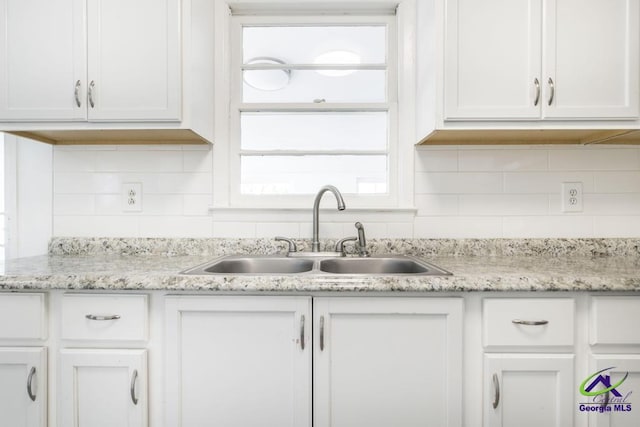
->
[243,70,385,103]
[241,155,387,195]
[241,112,387,151]
[243,26,386,65]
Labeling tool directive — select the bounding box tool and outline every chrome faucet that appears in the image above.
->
[312,185,345,252]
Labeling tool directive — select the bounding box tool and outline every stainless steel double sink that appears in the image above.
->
[182,254,452,276]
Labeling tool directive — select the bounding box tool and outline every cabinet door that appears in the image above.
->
[444,0,542,120]
[86,0,181,121]
[59,349,147,427]
[0,0,86,121]
[544,0,640,119]
[0,347,47,427]
[587,355,640,427]
[165,296,312,427]
[313,297,463,427]
[484,354,574,427]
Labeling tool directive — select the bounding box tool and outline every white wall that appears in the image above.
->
[52,143,640,239]
[4,134,53,257]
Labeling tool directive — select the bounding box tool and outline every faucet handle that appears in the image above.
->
[275,236,298,255]
[335,236,357,255]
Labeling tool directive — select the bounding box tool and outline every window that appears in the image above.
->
[229,13,398,207]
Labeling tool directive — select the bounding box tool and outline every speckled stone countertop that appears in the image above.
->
[1,237,639,293]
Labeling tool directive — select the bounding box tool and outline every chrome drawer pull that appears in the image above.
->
[130,369,139,405]
[27,367,37,401]
[85,314,121,321]
[492,373,500,409]
[512,319,549,326]
[533,78,540,106]
[319,316,325,351]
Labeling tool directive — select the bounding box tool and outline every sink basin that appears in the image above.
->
[182,256,314,275]
[319,256,452,276]
[183,254,451,276]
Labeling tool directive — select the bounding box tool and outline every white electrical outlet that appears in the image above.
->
[561,182,583,213]
[122,183,142,212]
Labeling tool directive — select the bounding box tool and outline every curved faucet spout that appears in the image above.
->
[312,185,346,252]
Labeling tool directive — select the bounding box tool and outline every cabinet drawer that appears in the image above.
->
[61,294,148,342]
[0,293,47,340]
[590,296,640,345]
[483,298,574,348]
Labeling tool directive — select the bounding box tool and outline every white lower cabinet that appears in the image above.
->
[313,297,463,427]
[484,354,574,427]
[164,296,463,427]
[587,355,640,427]
[0,347,47,427]
[58,349,147,427]
[165,296,312,427]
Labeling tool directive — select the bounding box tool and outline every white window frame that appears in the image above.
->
[212,1,416,211]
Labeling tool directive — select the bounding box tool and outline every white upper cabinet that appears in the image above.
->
[445,0,542,120]
[86,0,180,121]
[0,0,214,144]
[444,0,639,121]
[0,0,179,122]
[0,0,85,121]
[545,0,639,119]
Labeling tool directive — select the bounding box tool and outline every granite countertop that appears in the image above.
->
[0,237,639,293]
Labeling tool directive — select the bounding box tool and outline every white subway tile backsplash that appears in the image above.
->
[183,195,213,216]
[415,150,458,172]
[594,216,640,237]
[504,172,595,194]
[415,195,459,215]
[549,148,640,171]
[458,194,548,216]
[54,150,96,172]
[139,216,212,237]
[415,172,503,194]
[94,151,183,172]
[583,194,640,215]
[54,216,140,237]
[212,221,256,238]
[413,216,503,238]
[386,222,414,238]
[503,216,594,238]
[594,171,640,193]
[53,195,95,215]
[183,150,213,172]
[142,195,184,215]
[256,222,300,238]
[458,149,548,172]
[52,144,640,239]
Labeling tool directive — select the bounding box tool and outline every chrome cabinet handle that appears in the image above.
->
[319,316,325,351]
[492,373,500,409]
[88,80,95,108]
[74,80,82,107]
[533,78,540,106]
[85,314,121,321]
[130,369,139,405]
[602,391,609,409]
[548,77,555,106]
[300,315,305,350]
[27,367,36,402]
[512,319,549,326]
